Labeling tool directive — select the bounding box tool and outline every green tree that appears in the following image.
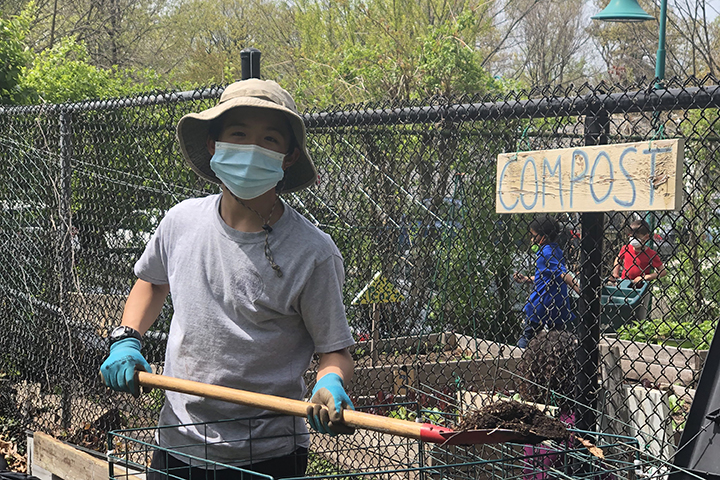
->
[0,7,31,103]
[279,0,503,107]
[18,0,182,71]
[19,36,164,103]
[506,0,590,87]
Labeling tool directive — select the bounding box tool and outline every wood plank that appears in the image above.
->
[623,385,675,459]
[496,139,684,213]
[348,331,457,357]
[600,337,706,370]
[460,391,560,416]
[619,359,697,385]
[33,432,143,480]
[598,344,628,437]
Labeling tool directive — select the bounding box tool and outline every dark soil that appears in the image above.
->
[457,400,570,443]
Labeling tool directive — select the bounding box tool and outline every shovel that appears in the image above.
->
[135,371,533,445]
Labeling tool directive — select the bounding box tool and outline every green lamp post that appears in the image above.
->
[593,0,668,245]
[592,0,668,88]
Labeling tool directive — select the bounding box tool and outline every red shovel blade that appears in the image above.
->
[420,424,539,445]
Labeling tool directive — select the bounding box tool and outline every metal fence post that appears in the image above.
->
[241,48,261,80]
[58,110,74,429]
[575,109,609,433]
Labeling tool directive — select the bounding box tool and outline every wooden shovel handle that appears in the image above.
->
[136,371,443,441]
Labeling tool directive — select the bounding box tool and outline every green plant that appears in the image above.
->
[668,393,687,431]
[420,406,445,425]
[147,387,165,413]
[617,318,717,349]
[307,452,347,476]
[388,405,417,422]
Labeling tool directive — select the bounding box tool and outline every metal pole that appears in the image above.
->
[654,0,668,89]
[646,0,668,247]
[240,48,261,80]
[575,110,609,433]
[58,110,74,430]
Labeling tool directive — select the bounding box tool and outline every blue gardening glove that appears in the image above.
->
[306,373,355,436]
[100,338,151,397]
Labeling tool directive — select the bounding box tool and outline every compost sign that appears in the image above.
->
[495,139,684,213]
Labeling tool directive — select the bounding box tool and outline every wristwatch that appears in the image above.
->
[109,325,142,346]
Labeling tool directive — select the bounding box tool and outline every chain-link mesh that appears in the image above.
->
[1,78,719,471]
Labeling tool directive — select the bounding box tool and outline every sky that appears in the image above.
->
[700,1,719,20]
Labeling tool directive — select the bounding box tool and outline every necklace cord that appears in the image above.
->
[229,186,284,277]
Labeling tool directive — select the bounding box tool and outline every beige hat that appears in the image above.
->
[176,79,317,193]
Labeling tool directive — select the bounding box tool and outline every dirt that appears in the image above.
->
[456,400,570,443]
[59,408,125,452]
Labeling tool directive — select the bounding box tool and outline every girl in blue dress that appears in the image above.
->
[513,216,579,348]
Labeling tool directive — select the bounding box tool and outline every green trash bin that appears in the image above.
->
[600,279,650,332]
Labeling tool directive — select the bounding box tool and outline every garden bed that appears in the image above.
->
[319,333,523,400]
[600,335,708,386]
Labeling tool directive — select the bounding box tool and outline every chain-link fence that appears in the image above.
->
[1,77,719,468]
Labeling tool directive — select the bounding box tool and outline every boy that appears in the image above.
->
[100,79,355,479]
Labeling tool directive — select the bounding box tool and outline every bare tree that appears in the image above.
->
[22,0,180,69]
[588,0,720,85]
[667,0,719,77]
[504,0,590,87]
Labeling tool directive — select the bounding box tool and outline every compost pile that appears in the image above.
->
[457,400,570,443]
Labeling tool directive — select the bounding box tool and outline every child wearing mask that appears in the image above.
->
[610,219,667,320]
[100,79,355,480]
[513,216,579,349]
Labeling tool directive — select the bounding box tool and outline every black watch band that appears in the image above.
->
[109,325,142,346]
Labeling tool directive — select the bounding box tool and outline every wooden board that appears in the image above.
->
[32,432,143,480]
[496,139,684,213]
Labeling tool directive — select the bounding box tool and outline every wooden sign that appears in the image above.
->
[496,139,684,213]
[351,272,405,305]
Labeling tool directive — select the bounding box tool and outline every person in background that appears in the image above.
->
[610,219,667,320]
[514,215,580,349]
[100,79,355,480]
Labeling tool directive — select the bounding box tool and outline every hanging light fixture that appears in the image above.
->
[591,0,655,22]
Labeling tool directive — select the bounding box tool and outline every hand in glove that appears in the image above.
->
[100,338,151,397]
[306,373,355,435]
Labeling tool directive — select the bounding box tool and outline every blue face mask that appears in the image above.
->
[210,142,286,200]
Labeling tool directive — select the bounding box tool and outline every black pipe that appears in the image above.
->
[574,111,609,434]
[302,85,720,127]
[241,48,261,80]
[2,84,719,119]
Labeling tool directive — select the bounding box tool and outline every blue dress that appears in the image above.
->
[523,243,576,328]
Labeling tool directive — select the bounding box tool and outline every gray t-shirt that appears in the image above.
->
[134,193,354,466]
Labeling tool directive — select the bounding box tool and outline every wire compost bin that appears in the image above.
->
[107,411,652,480]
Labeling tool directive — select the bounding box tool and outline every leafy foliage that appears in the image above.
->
[617,317,717,349]
[0,7,31,103]
[19,36,164,104]
[289,0,501,107]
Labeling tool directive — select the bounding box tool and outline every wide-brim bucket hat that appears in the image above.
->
[177,79,317,193]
